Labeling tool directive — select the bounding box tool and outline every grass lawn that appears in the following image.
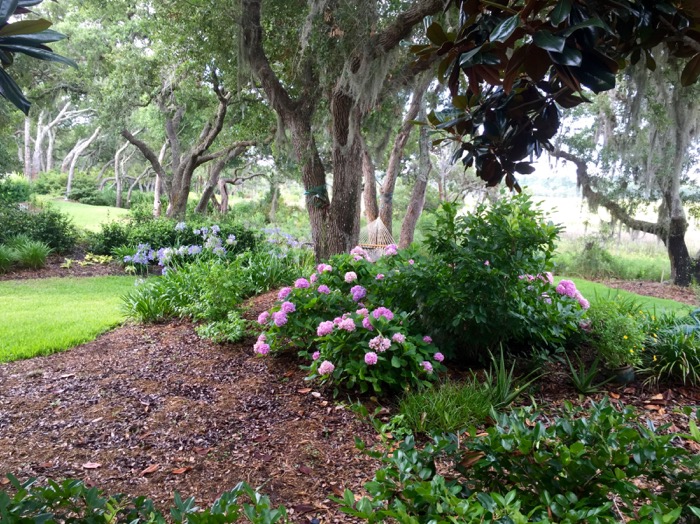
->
[560,277,692,315]
[0,276,137,362]
[35,196,129,231]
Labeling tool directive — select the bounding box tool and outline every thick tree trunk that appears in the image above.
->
[399,102,432,248]
[218,178,229,213]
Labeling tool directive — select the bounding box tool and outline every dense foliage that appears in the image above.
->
[0,203,77,253]
[341,399,700,523]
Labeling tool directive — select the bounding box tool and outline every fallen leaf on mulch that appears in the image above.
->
[140,464,160,476]
[82,462,102,469]
[292,504,315,515]
[0,478,9,485]
[331,485,344,497]
[298,388,312,394]
[39,462,54,468]
[298,464,313,475]
[171,467,192,475]
[193,447,210,456]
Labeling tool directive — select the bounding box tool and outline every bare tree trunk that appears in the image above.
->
[153,141,167,218]
[400,101,432,248]
[66,127,100,199]
[46,129,56,172]
[23,117,31,180]
[114,136,137,208]
[194,141,256,213]
[30,110,46,179]
[378,75,430,236]
[268,178,280,222]
[127,166,150,206]
[218,178,229,213]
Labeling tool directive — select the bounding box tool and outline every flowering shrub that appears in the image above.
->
[585,295,646,368]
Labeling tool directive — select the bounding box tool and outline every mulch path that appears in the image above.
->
[1,287,699,522]
[598,279,698,307]
[0,291,378,522]
[0,253,124,281]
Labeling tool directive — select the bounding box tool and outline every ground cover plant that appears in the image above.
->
[341,399,700,523]
[0,276,136,361]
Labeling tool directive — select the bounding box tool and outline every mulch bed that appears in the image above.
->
[597,279,698,307]
[1,289,699,522]
[0,253,124,281]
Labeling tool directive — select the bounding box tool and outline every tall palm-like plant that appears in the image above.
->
[0,0,75,114]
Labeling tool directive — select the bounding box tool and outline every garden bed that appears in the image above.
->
[1,291,699,522]
[0,253,123,281]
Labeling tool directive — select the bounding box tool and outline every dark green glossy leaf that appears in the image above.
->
[0,28,66,44]
[550,0,572,26]
[533,31,566,53]
[514,162,535,174]
[549,47,582,66]
[490,15,519,43]
[0,66,30,114]
[0,18,50,36]
[0,0,20,25]
[561,17,609,37]
[0,43,77,67]
[426,22,449,45]
[681,53,700,86]
[655,2,677,15]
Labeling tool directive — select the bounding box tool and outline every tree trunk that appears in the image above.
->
[23,117,31,180]
[153,141,167,218]
[66,127,100,199]
[362,137,379,222]
[30,110,46,179]
[114,139,131,208]
[399,101,432,248]
[46,129,56,172]
[378,75,430,236]
[218,178,229,213]
[268,179,280,222]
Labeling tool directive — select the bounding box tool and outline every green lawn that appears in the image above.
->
[35,196,129,231]
[0,276,137,362]
[560,277,692,315]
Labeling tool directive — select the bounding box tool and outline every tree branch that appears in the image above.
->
[121,129,168,182]
[554,149,666,237]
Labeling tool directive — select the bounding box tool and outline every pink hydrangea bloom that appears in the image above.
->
[369,336,391,352]
[310,273,318,283]
[350,246,369,260]
[317,320,335,337]
[253,342,270,355]
[372,307,394,321]
[295,278,310,289]
[317,263,332,273]
[384,244,398,256]
[484,260,490,266]
[273,311,288,327]
[278,287,292,300]
[257,311,270,324]
[312,351,321,360]
[257,333,267,342]
[392,333,406,343]
[345,271,357,283]
[434,352,445,362]
[421,361,433,373]
[362,316,374,331]
[333,317,343,325]
[356,308,369,317]
[317,285,331,294]
[350,285,367,302]
[364,352,378,365]
[543,272,554,284]
[555,279,577,298]
[376,273,385,280]
[281,301,296,314]
[338,318,356,332]
[318,360,335,375]
[353,255,363,261]
[575,291,590,309]
[408,259,415,265]
[423,336,433,344]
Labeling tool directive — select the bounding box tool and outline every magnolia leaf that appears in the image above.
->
[550,0,572,26]
[426,22,449,46]
[490,15,519,43]
[0,18,50,36]
[533,31,566,53]
[0,67,30,114]
[681,53,700,86]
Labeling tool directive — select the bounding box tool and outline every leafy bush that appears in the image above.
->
[0,244,15,273]
[0,475,288,523]
[0,173,30,204]
[121,279,175,323]
[398,378,493,434]
[585,295,646,368]
[341,399,700,523]
[86,221,131,255]
[195,310,248,344]
[639,310,700,385]
[0,204,77,253]
[12,238,52,269]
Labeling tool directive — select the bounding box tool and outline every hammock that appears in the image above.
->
[359,218,395,259]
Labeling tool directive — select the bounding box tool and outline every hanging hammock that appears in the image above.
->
[359,218,395,259]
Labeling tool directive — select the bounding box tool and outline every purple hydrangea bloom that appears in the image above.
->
[434,352,445,363]
[281,301,296,314]
[338,318,356,332]
[556,279,578,298]
[317,320,334,337]
[350,285,367,302]
[362,316,374,331]
[295,278,310,289]
[310,273,318,283]
[258,311,270,324]
[392,333,406,344]
[317,285,331,294]
[278,287,292,300]
[384,244,398,256]
[364,352,378,365]
[376,273,385,280]
[423,336,433,344]
[273,311,288,327]
[253,342,270,355]
[372,307,394,321]
[421,361,433,373]
[312,351,320,360]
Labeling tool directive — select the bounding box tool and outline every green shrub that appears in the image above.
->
[398,378,492,434]
[86,221,131,255]
[0,174,30,204]
[196,311,248,343]
[585,295,646,368]
[0,244,15,273]
[639,310,700,385]
[0,475,288,523]
[12,238,52,269]
[121,279,175,323]
[341,399,700,523]
[0,205,77,253]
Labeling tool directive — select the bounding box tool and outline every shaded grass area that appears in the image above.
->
[35,196,129,231]
[559,277,691,315]
[0,276,137,362]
